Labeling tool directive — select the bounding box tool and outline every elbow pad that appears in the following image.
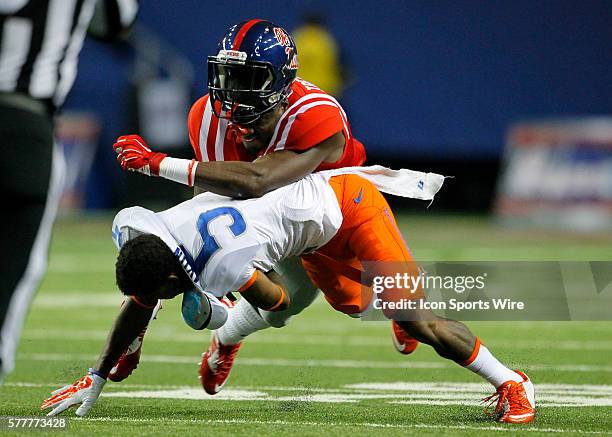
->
[181,289,228,330]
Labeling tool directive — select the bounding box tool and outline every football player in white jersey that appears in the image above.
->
[38,170,348,417]
[41,169,535,423]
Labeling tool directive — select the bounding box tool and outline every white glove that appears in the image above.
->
[40,369,106,417]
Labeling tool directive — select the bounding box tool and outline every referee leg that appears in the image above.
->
[0,106,64,380]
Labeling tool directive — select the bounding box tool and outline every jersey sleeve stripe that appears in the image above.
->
[318,94,350,139]
[188,98,206,161]
[274,101,343,151]
[266,93,332,150]
[199,99,213,162]
[215,119,228,161]
[206,107,220,161]
[265,93,349,153]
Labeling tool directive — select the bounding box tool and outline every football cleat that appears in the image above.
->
[199,332,242,395]
[483,370,535,423]
[108,327,146,382]
[391,320,419,355]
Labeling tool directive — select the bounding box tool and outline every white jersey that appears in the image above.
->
[112,173,342,297]
[111,165,445,298]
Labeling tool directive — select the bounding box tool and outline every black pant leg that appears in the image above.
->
[0,105,60,378]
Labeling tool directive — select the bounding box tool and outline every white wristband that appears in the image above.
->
[158,157,198,187]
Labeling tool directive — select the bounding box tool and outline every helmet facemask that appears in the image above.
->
[208,53,288,125]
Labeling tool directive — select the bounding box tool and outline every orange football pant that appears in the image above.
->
[301,174,419,315]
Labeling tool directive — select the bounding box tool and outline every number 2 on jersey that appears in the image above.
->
[191,207,246,276]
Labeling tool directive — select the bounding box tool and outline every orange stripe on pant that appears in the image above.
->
[301,174,420,316]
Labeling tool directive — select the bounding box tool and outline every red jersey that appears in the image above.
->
[187,77,366,170]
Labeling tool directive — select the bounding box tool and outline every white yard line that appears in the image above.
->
[11,381,612,407]
[17,353,446,369]
[17,352,612,373]
[47,255,114,273]
[31,294,123,308]
[11,381,612,394]
[77,417,610,434]
[20,328,612,351]
[97,385,612,407]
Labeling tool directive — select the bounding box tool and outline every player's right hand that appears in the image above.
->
[113,134,167,176]
[40,369,106,417]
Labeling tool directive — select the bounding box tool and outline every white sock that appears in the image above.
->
[463,339,523,388]
[215,298,271,345]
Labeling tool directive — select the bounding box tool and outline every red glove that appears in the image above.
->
[113,134,167,176]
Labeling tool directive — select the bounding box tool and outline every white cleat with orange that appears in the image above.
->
[199,332,242,395]
[484,370,536,423]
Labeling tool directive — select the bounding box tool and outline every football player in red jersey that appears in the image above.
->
[110,20,366,390]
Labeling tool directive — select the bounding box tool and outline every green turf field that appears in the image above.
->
[1,214,612,436]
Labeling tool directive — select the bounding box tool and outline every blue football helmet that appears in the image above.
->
[208,19,299,124]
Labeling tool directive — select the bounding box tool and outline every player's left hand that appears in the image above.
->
[40,369,106,417]
[113,134,167,176]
